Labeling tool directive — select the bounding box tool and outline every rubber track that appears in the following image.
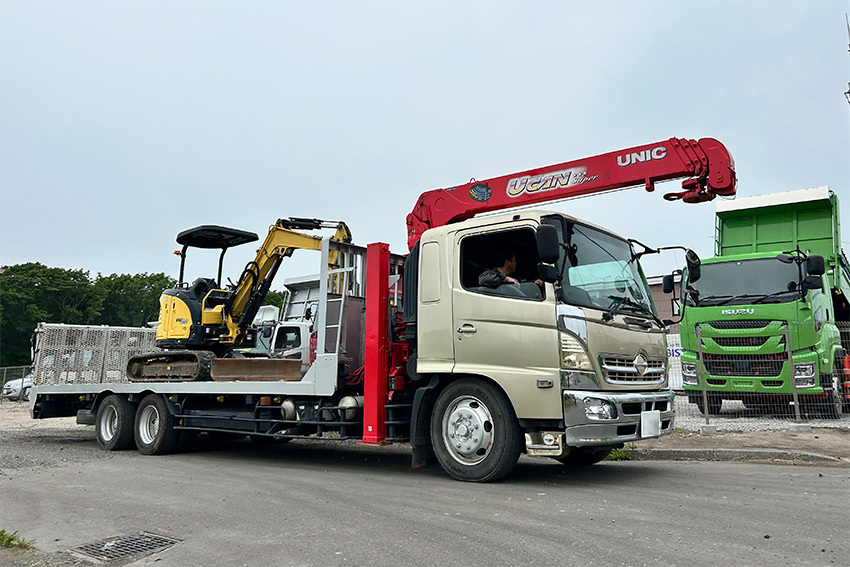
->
[127,350,217,382]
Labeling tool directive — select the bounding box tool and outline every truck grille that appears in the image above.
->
[702,353,786,377]
[598,353,666,384]
[705,319,775,330]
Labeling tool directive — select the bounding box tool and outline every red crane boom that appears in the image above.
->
[406,137,736,250]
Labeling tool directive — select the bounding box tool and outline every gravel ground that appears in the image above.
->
[0,400,847,566]
[672,394,850,431]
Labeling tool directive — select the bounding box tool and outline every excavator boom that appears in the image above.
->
[406,137,736,250]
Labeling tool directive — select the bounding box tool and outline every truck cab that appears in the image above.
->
[411,210,676,471]
[677,187,850,417]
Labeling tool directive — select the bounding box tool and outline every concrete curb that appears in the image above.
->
[627,447,849,466]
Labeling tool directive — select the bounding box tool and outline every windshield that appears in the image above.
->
[543,216,656,317]
[685,257,802,307]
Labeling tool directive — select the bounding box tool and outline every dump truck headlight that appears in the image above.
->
[794,363,816,388]
[682,362,698,385]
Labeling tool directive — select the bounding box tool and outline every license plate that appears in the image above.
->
[640,410,661,438]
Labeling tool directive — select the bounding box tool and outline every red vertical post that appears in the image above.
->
[362,242,390,443]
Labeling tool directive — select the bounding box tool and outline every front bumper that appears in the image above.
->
[525,389,675,458]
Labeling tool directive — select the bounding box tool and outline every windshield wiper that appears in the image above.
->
[603,295,664,328]
[710,293,770,306]
[692,294,733,306]
[750,289,800,304]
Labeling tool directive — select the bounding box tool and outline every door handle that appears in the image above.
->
[456,324,477,335]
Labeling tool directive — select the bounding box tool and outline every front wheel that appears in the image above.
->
[134,394,179,455]
[96,395,136,451]
[430,378,522,482]
[820,374,845,419]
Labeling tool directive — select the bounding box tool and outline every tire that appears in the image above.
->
[554,446,614,466]
[430,378,522,482]
[96,395,136,451]
[819,374,844,419]
[134,394,179,455]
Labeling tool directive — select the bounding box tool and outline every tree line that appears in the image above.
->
[0,262,291,367]
[0,263,174,366]
[0,262,286,366]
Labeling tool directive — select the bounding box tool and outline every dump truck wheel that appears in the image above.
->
[134,394,179,455]
[431,378,522,482]
[96,395,135,451]
[821,374,845,419]
[554,446,614,466]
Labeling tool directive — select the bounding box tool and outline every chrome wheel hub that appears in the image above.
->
[138,405,160,445]
[442,395,494,466]
[99,405,117,441]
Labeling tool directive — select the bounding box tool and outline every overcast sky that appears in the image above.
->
[2,1,849,284]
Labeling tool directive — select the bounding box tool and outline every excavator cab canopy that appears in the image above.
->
[175,225,259,286]
[176,225,259,249]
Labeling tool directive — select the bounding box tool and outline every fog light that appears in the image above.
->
[584,398,617,420]
[543,433,556,446]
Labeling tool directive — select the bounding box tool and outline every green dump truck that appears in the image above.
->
[677,187,850,418]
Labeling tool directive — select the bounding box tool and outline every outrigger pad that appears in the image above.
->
[176,225,259,249]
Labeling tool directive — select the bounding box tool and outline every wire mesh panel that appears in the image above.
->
[32,323,156,386]
[673,319,850,429]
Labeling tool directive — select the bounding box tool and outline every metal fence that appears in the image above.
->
[670,320,850,430]
[0,365,33,404]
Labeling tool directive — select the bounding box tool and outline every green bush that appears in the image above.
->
[0,530,33,549]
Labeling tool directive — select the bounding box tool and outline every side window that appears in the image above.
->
[274,327,301,350]
[459,227,543,300]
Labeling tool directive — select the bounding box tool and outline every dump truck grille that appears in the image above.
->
[702,353,786,377]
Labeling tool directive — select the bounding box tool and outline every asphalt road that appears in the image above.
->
[1,428,848,567]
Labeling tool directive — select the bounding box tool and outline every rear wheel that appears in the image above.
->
[554,446,614,466]
[431,378,522,482]
[96,395,136,451]
[134,394,179,455]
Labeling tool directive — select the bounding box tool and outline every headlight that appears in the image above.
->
[584,397,617,420]
[794,363,816,388]
[682,362,698,385]
[560,331,592,371]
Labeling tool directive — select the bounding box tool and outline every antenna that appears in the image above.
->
[846,13,850,105]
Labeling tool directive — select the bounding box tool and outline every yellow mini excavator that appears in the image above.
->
[127,217,352,381]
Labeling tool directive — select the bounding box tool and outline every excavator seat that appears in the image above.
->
[190,278,218,302]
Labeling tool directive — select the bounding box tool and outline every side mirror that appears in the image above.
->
[806,254,825,276]
[262,324,274,338]
[685,249,701,283]
[536,225,560,264]
[803,275,823,291]
[538,263,558,283]
[662,274,675,294]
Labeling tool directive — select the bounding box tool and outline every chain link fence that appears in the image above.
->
[670,320,850,430]
[0,365,33,404]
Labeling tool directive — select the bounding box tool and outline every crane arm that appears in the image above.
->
[406,137,736,250]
